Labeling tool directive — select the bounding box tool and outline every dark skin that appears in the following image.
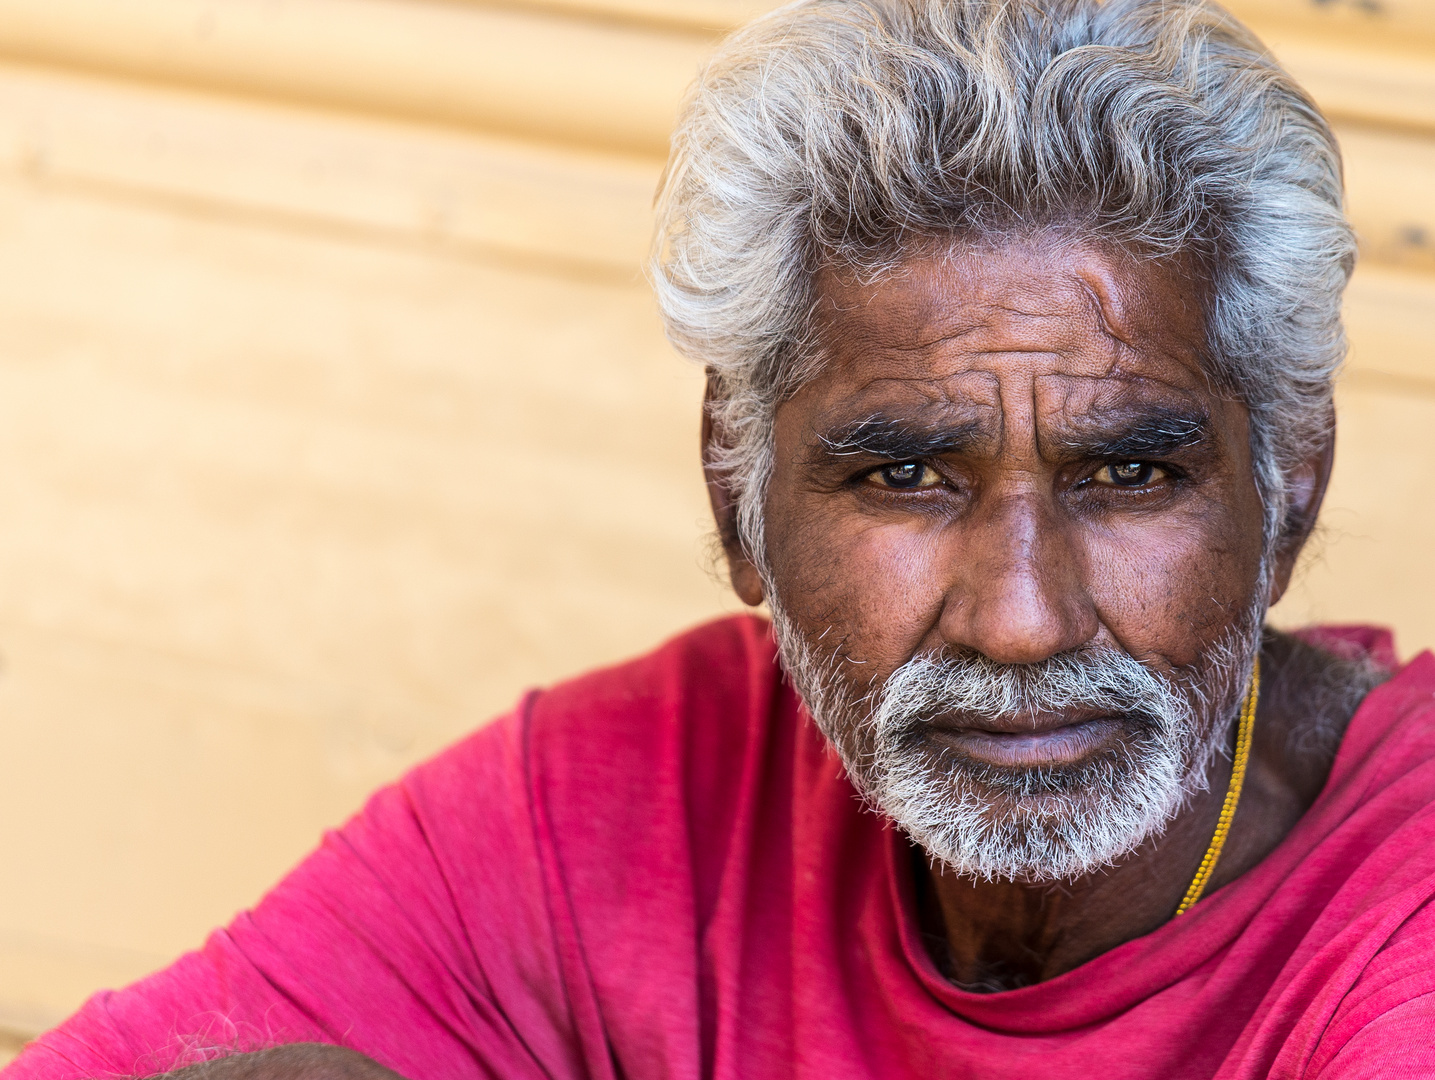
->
[706,234,1344,989]
[135,236,1348,1077]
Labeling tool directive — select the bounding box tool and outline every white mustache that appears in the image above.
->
[873,647,1193,742]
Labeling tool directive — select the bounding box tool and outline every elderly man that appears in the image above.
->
[7,0,1433,1076]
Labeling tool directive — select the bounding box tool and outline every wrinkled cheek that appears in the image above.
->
[1085,515,1263,669]
[769,514,949,666]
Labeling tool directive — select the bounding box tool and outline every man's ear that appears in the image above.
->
[1267,409,1336,607]
[701,375,766,607]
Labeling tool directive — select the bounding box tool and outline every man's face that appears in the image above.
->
[756,235,1271,880]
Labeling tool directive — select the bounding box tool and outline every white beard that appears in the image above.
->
[769,598,1262,883]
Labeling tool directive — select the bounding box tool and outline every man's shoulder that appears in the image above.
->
[530,613,782,736]
[511,615,808,925]
[521,613,797,806]
[392,614,794,837]
[1292,641,1435,903]
[1335,642,1435,787]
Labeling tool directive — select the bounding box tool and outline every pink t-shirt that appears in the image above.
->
[9,617,1435,1079]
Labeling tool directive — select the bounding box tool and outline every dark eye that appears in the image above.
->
[1093,461,1167,488]
[869,461,942,490]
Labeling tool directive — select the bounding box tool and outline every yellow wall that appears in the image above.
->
[0,0,1432,1059]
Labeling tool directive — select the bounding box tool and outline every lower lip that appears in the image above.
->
[925,718,1128,769]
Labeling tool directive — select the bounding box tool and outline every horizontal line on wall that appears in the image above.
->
[1340,366,1435,399]
[0,58,662,276]
[0,0,1427,162]
[0,0,710,157]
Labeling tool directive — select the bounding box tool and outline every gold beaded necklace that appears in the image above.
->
[1174,657,1261,917]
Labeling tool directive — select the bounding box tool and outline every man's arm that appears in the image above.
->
[156,1045,406,1080]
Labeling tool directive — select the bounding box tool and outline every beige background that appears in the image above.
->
[0,0,1432,1063]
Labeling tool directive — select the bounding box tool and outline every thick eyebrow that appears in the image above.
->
[816,414,986,459]
[1061,407,1213,459]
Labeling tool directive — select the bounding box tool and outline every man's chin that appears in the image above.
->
[866,761,1187,883]
[896,813,1166,883]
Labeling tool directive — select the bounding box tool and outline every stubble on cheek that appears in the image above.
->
[1105,509,1264,677]
[765,505,943,700]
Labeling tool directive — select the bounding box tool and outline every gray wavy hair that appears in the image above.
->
[652,0,1354,566]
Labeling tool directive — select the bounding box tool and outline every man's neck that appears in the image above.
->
[915,630,1388,991]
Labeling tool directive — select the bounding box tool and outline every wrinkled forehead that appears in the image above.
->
[803,236,1215,422]
[789,236,1224,454]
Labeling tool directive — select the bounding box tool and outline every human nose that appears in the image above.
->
[937,489,1099,665]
